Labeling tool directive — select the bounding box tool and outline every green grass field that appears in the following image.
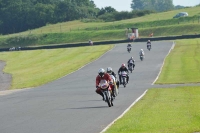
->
[0,45,113,89]
[105,86,200,133]
[156,38,200,84]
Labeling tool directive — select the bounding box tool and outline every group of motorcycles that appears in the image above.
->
[99,42,150,107]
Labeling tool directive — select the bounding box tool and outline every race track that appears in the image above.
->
[0,41,173,133]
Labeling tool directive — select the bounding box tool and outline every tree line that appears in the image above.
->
[131,0,174,11]
[0,0,98,34]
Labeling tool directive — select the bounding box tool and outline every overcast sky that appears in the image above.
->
[93,0,200,11]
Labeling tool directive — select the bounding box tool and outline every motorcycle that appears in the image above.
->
[120,71,128,87]
[127,47,131,53]
[109,74,119,97]
[140,55,144,61]
[147,45,151,51]
[99,80,114,107]
[128,63,134,73]
[140,52,144,61]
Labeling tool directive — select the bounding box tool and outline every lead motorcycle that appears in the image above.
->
[99,80,114,107]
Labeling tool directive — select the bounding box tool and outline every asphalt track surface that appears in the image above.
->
[0,41,173,133]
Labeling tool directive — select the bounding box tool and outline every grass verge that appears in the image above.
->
[105,86,200,133]
[104,38,200,133]
[156,38,200,84]
[0,45,113,89]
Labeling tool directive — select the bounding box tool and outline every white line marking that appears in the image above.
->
[152,42,175,85]
[100,90,148,133]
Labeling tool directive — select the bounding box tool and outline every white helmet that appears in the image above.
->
[148,40,150,42]
[131,57,133,59]
[98,68,105,77]
[107,67,112,74]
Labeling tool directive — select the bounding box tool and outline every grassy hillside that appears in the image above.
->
[13,6,200,34]
[0,23,199,48]
[0,6,199,48]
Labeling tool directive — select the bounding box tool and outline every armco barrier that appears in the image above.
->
[134,34,200,42]
[0,34,200,52]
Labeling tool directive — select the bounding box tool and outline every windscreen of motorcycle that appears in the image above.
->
[121,71,127,77]
[99,80,109,89]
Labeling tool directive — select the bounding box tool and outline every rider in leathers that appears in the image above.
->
[96,68,112,100]
[107,67,119,88]
[147,40,151,49]
[127,43,132,51]
[139,49,145,56]
[118,64,129,84]
[127,57,135,70]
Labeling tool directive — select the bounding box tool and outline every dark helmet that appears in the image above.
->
[98,68,105,77]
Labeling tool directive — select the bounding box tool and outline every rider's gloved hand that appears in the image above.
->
[96,86,99,89]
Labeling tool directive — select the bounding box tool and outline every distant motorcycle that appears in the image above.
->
[128,63,134,73]
[147,45,151,51]
[99,80,114,107]
[127,47,131,53]
[140,55,144,61]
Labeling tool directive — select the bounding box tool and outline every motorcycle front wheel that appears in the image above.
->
[122,77,126,87]
[105,91,112,107]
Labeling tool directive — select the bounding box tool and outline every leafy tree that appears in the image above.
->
[97,6,116,16]
[0,0,99,34]
[131,0,174,12]
[131,0,146,10]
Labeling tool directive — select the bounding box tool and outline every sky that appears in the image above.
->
[93,0,200,11]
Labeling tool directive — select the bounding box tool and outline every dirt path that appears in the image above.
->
[0,61,11,91]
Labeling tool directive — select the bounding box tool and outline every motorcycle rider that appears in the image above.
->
[89,40,93,46]
[96,68,112,100]
[127,43,132,47]
[147,40,151,49]
[127,43,132,51]
[118,64,129,84]
[127,57,135,70]
[107,67,119,88]
[139,49,145,56]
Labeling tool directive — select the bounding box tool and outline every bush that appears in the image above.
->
[97,10,155,22]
